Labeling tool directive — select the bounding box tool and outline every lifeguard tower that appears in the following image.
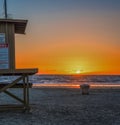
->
[0,0,38,111]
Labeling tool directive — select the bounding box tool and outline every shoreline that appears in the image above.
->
[32,82,120,89]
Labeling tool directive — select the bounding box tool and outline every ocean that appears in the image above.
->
[30,75,120,88]
[1,75,120,88]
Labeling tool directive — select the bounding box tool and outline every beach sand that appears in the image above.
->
[0,87,120,125]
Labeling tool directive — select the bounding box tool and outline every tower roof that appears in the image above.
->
[0,19,28,34]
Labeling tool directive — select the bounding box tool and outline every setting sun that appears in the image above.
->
[76,70,81,74]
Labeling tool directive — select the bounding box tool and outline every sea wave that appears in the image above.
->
[30,75,120,84]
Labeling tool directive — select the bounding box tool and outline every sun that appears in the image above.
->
[76,70,81,74]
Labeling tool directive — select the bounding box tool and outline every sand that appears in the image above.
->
[0,87,120,125]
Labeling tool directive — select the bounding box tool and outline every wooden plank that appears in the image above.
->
[4,90,24,104]
[7,23,15,69]
[0,76,23,92]
[0,83,32,88]
[0,68,38,75]
[0,104,28,111]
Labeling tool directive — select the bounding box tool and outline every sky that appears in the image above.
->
[0,0,120,75]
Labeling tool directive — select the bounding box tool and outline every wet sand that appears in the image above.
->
[0,87,120,125]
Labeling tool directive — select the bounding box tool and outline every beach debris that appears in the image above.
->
[80,83,90,95]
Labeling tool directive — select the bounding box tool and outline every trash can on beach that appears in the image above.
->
[80,83,90,95]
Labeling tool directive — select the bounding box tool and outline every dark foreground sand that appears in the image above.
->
[0,87,120,125]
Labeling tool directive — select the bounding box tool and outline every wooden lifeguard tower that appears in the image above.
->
[0,0,38,111]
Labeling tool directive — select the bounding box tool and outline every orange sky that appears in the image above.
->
[11,1,120,75]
